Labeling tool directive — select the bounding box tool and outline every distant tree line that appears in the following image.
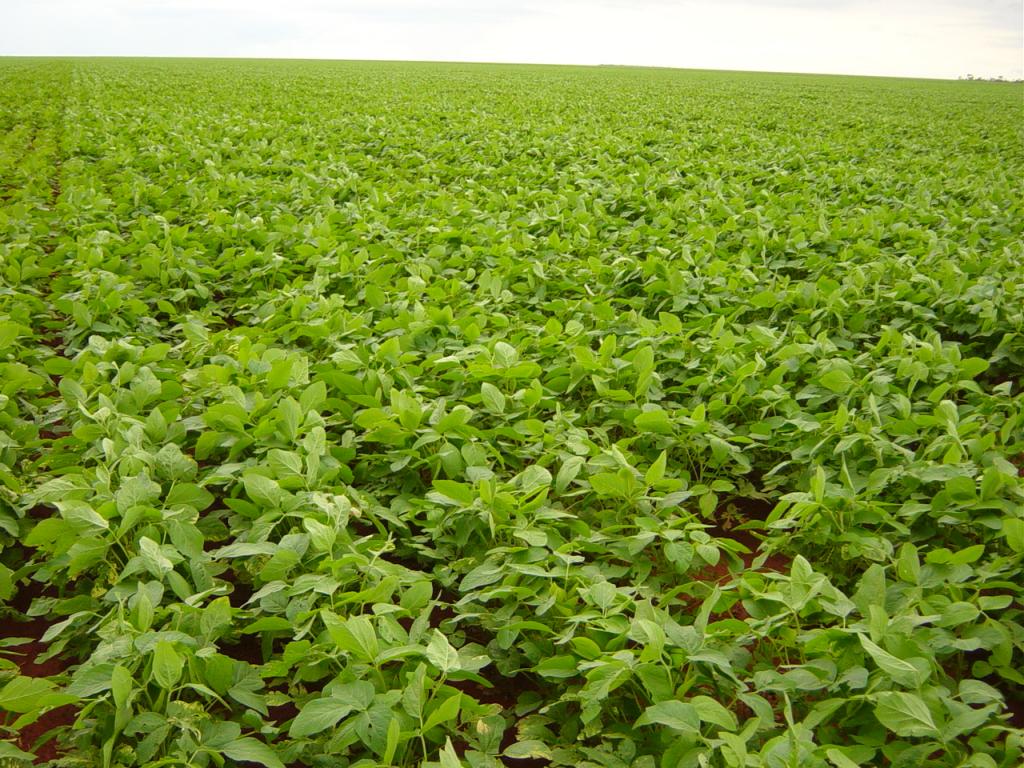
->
[959,74,1023,82]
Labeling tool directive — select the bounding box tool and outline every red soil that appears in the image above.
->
[2,616,75,763]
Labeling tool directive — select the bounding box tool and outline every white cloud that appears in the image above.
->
[1,0,1020,79]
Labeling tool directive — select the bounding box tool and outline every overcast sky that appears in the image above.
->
[3,0,1021,79]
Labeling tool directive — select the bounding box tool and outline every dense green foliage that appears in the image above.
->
[1,58,1022,767]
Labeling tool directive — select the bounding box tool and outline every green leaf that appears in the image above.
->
[299,380,327,413]
[480,382,505,413]
[204,654,237,696]
[153,443,198,482]
[635,700,699,733]
[873,692,940,737]
[1003,518,1024,553]
[165,482,214,510]
[0,677,55,713]
[493,342,519,368]
[859,636,929,689]
[825,748,863,768]
[517,464,552,493]
[201,597,234,638]
[819,369,853,394]
[659,312,683,334]
[938,602,979,628]
[0,742,34,762]
[67,537,108,578]
[504,741,552,760]
[242,473,284,508]
[277,396,303,440]
[139,536,174,577]
[691,695,737,731]
[438,737,462,768]
[290,697,357,737]
[401,663,427,718]
[267,358,295,390]
[222,737,286,768]
[116,473,161,514]
[326,615,379,662]
[896,543,920,584]
[111,664,133,709]
[432,479,475,506]
[423,691,461,732]
[152,642,183,690]
[383,715,402,765]
[535,655,579,679]
[425,630,461,673]
[555,456,584,493]
[958,679,1002,705]
[948,544,985,565]
[645,451,667,485]
[589,471,629,498]
[634,408,674,434]
[304,517,337,553]
[459,561,504,592]
[242,617,294,634]
[66,663,116,697]
[400,581,433,612]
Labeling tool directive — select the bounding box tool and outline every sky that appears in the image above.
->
[2,0,1021,80]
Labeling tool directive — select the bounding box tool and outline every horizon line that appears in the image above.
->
[2,54,1022,83]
